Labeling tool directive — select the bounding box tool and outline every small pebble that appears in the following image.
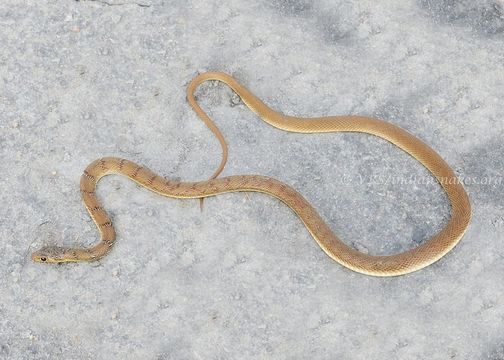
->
[110,14,122,24]
[11,271,19,283]
[230,93,241,106]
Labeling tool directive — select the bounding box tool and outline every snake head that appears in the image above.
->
[31,246,74,263]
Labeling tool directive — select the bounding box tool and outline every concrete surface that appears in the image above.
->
[0,0,503,359]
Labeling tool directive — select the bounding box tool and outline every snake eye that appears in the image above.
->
[40,257,47,262]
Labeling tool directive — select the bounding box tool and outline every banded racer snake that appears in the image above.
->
[32,71,471,276]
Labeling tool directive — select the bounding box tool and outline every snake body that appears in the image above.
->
[32,72,471,276]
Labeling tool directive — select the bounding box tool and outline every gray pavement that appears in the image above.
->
[0,0,503,359]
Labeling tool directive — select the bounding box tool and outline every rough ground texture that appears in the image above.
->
[1,0,503,359]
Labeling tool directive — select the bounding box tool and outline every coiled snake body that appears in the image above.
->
[32,72,471,276]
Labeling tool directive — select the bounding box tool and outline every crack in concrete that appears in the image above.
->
[77,0,151,7]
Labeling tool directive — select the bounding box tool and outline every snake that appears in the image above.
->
[31,71,471,276]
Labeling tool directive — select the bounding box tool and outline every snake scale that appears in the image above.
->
[32,71,471,276]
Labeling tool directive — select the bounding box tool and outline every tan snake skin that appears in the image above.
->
[32,71,471,276]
